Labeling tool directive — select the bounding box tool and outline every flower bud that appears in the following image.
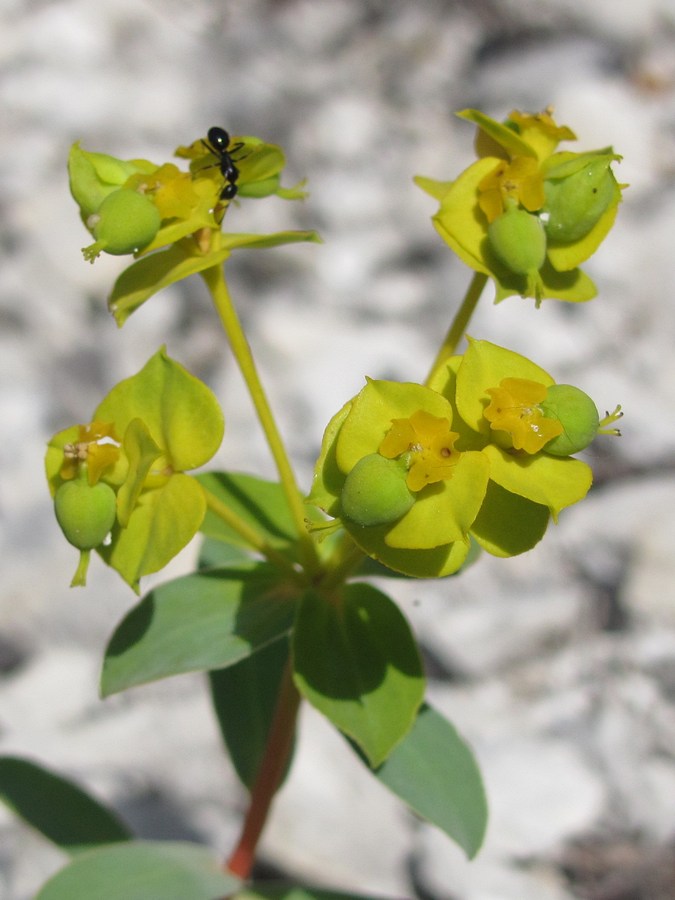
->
[89,188,161,256]
[487,203,547,276]
[54,478,117,550]
[543,155,617,243]
[341,454,415,527]
[540,384,599,456]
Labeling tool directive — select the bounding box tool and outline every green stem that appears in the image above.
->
[202,263,320,576]
[424,271,488,386]
[226,660,301,879]
[70,549,91,587]
[320,532,366,592]
[203,488,304,583]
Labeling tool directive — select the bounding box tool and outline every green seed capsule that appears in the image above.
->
[341,454,415,527]
[54,478,117,550]
[540,384,599,456]
[543,157,616,243]
[68,143,148,219]
[487,204,547,276]
[90,188,161,255]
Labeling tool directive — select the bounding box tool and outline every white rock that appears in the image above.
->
[483,737,606,857]
[622,495,675,627]
[417,823,577,900]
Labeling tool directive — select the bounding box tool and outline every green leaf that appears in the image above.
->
[209,637,291,789]
[292,583,425,767]
[357,703,487,859]
[197,471,300,550]
[216,229,321,252]
[234,886,382,900]
[101,563,298,696]
[108,244,232,325]
[356,556,418,578]
[109,231,320,326]
[198,535,253,569]
[35,841,240,900]
[0,755,131,854]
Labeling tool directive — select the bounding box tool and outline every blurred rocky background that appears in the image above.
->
[2,1,675,897]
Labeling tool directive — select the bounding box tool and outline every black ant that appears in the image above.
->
[201,126,245,200]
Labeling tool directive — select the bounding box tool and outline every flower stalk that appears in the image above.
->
[201,260,321,577]
[425,271,487,386]
[203,488,306,583]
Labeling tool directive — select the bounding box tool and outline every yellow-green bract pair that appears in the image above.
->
[45,349,224,590]
[68,135,305,262]
[308,339,614,578]
[416,108,624,305]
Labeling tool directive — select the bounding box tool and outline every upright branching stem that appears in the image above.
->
[226,659,301,879]
[209,231,487,879]
[202,261,314,878]
[424,271,487,386]
[320,532,366,592]
[202,262,321,577]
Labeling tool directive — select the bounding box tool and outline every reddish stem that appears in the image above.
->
[226,660,301,879]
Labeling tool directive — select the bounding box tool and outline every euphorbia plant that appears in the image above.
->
[0,108,623,900]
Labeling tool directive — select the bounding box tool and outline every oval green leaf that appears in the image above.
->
[234,887,382,900]
[35,841,240,900]
[292,583,425,767]
[198,471,301,550]
[209,637,292,790]
[0,755,131,855]
[108,244,232,325]
[101,563,298,696]
[354,703,488,859]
